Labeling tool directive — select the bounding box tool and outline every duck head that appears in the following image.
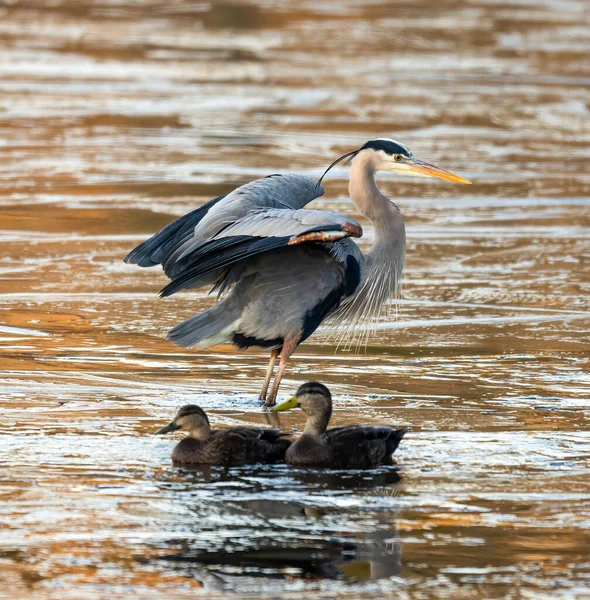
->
[273,382,333,434]
[155,404,211,440]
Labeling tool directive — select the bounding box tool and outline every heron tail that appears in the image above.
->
[166,299,241,349]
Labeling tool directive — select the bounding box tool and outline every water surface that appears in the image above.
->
[1,1,589,598]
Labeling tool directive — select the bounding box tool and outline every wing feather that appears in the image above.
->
[124,174,323,274]
[124,194,226,267]
[160,210,362,297]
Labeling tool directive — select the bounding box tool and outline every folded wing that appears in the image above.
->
[159,208,362,297]
[325,426,407,467]
[124,174,324,272]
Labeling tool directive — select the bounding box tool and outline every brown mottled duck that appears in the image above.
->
[155,404,290,466]
[273,382,406,469]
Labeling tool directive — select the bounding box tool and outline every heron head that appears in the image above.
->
[359,138,471,184]
[319,137,471,185]
[155,404,211,439]
[272,381,332,418]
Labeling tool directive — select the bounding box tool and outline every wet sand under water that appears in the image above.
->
[1,1,590,598]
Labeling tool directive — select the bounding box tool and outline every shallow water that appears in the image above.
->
[1,1,590,598]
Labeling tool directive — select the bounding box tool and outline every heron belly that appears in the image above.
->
[231,246,346,349]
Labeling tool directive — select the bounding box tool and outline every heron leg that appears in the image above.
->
[265,336,299,407]
[259,348,279,402]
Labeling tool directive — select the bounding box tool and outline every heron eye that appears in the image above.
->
[393,154,402,162]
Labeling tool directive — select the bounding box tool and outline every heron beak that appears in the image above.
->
[154,420,181,435]
[404,158,471,184]
[272,396,299,412]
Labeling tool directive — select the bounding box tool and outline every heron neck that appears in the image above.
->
[349,152,406,257]
[340,151,406,328]
[349,152,391,219]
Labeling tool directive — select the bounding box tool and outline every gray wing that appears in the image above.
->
[124,174,323,272]
[160,208,363,297]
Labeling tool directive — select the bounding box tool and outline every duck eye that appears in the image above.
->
[393,154,402,162]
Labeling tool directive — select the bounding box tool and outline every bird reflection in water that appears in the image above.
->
[153,465,402,587]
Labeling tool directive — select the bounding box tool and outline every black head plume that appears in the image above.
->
[317,149,360,188]
[316,137,412,190]
[359,138,412,157]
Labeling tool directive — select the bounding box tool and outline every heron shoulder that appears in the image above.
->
[193,174,324,240]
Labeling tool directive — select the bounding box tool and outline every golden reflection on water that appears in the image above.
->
[1,1,589,598]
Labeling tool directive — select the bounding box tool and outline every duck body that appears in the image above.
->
[274,382,406,470]
[171,427,290,466]
[155,404,290,466]
[285,426,405,469]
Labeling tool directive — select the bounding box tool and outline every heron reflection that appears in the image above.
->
[154,465,403,586]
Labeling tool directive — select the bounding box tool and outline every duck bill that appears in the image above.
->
[154,421,180,435]
[272,396,299,412]
[407,159,471,184]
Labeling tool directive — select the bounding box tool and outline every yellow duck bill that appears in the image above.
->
[272,396,299,412]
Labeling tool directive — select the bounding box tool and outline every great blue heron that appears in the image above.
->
[124,138,470,405]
